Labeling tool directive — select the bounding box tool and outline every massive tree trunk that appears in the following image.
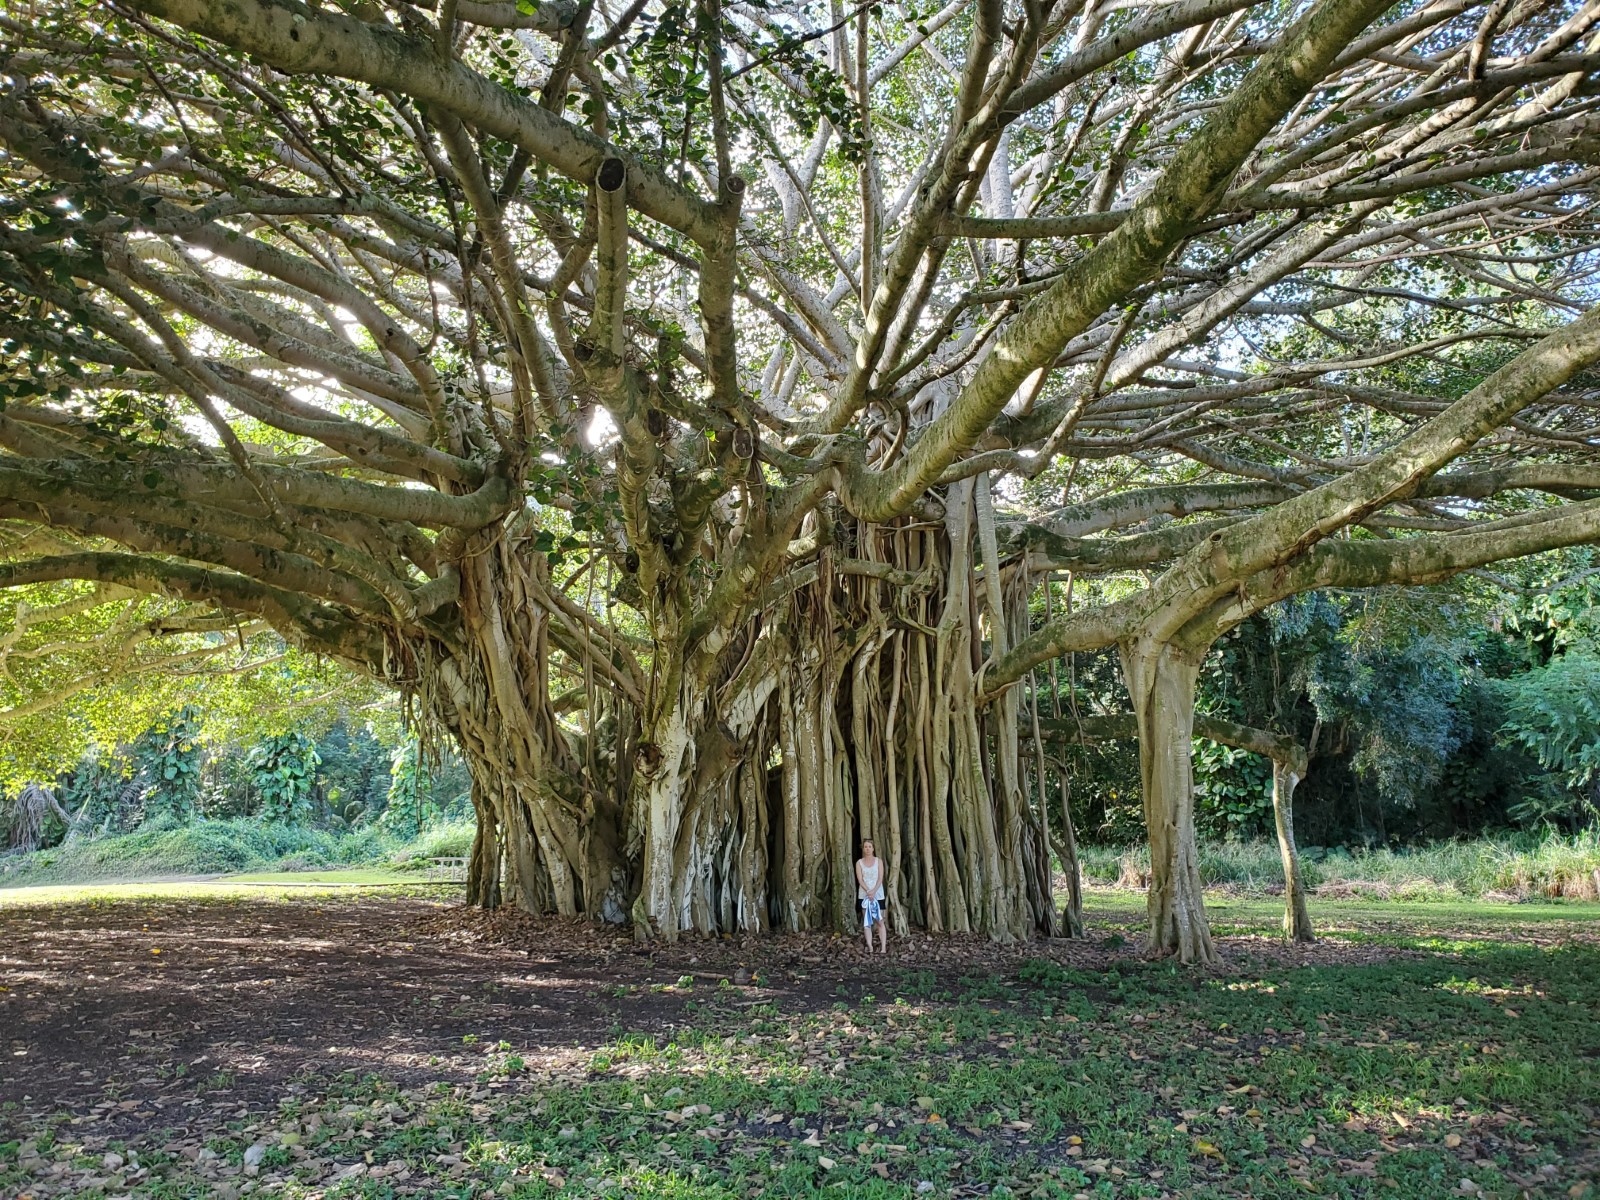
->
[409,510,1061,944]
[1273,759,1314,944]
[1120,637,1216,965]
[632,690,704,937]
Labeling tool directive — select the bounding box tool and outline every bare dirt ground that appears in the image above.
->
[0,891,1397,1122]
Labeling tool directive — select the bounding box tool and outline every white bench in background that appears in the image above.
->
[425,856,468,883]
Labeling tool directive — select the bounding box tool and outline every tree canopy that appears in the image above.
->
[4,0,1600,959]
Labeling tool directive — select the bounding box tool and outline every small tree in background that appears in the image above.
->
[381,741,431,841]
[3,783,70,851]
[313,721,392,827]
[381,739,471,840]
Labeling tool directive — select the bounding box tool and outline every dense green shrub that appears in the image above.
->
[0,817,479,885]
[314,721,391,824]
[379,740,471,839]
[1192,741,1273,840]
[141,709,203,825]
[382,740,430,839]
[394,820,477,863]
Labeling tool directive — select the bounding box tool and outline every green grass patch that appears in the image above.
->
[218,867,418,885]
[0,876,449,907]
[0,817,477,888]
[1081,886,1599,928]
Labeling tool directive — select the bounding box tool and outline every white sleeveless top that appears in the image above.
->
[858,859,884,901]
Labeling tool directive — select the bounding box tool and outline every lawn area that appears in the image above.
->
[0,870,447,908]
[1082,886,1600,937]
[218,868,423,886]
[0,820,479,891]
[1,889,1596,1199]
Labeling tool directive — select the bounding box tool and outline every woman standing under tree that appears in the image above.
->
[856,841,888,954]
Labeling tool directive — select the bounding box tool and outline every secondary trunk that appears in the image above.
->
[431,557,627,918]
[1272,760,1314,943]
[1121,637,1216,965]
[1056,771,1085,938]
[631,693,703,938]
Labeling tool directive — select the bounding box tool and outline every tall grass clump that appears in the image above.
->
[1488,829,1600,899]
[1076,832,1600,901]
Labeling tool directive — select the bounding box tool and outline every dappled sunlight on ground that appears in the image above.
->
[1,890,1597,1198]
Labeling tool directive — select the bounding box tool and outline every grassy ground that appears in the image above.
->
[0,819,477,888]
[1,888,1596,1199]
[0,873,449,907]
[1084,886,1600,933]
[219,868,424,886]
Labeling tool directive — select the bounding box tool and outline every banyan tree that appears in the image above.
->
[4,0,1600,961]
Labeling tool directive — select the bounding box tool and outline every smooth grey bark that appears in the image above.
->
[1120,637,1216,965]
[1273,760,1314,944]
[1035,707,1313,944]
[1057,773,1085,939]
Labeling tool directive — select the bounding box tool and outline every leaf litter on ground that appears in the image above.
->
[0,889,1596,1197]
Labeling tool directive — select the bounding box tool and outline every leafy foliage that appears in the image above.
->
[246,732,322,825]
[1495,652,1600,829]
[2,710,473,865]
[313,721,393,826]
[382,738,472,838]
[138,707,202,825]
[1059,574,1600,847]
[1303,629,1467,815]
[0,585,388,791]
[0,816,472,885]
[1191,741,1273,841]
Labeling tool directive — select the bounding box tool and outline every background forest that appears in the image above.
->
[0,701,474,881]
[1063,566,1600,849]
